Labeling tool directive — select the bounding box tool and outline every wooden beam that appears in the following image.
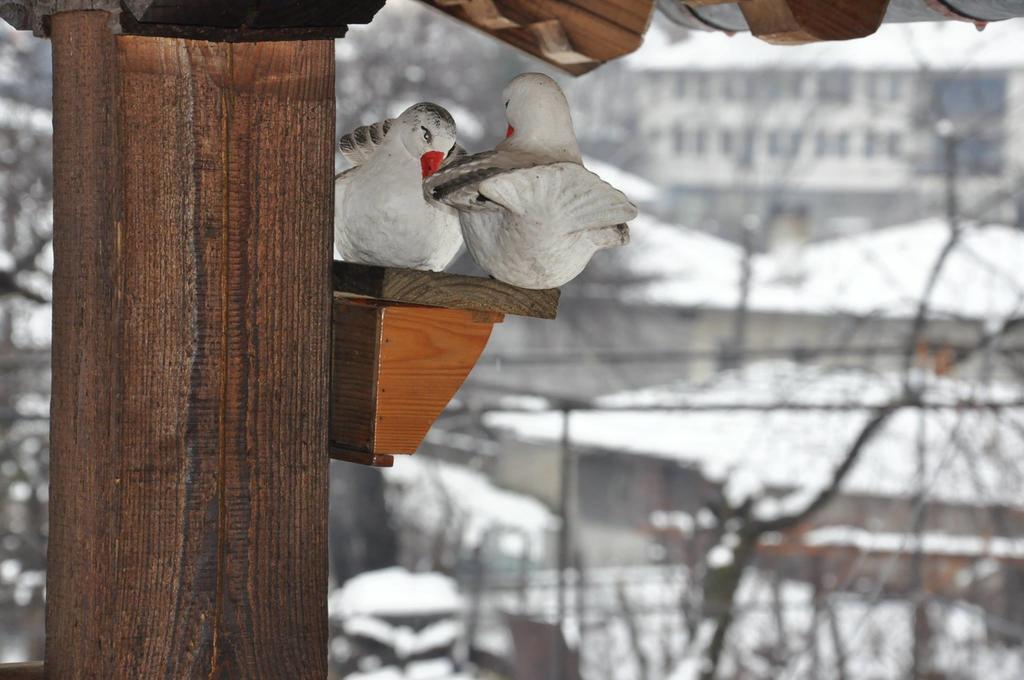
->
[737,0,891,43]
[333,260,560,320]
[418,0,656,75]
[0,662,43,680]
[48,11,332,677]
[1,0,387,40]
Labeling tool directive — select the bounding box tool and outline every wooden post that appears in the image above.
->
[47,11,333,677]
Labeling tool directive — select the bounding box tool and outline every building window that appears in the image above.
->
[813,130,853,157]
[888,132,902,157]
[673,126,685,154]
[695,129,708,156]
[739,129,756,167]
[766,130,801,158]
[724,75,745,100]
[864,130,878,158]
[697,74,711,100]
[815,130,828,157]
[889,74,903,100]
[674,74,686,99]
[836,131,849,157]
[933,75,1006,120]
[866,74,879,101]
[924,134,1006,176]
[789,73,803,98]
[720,129,734,155]
[818,71,852,103]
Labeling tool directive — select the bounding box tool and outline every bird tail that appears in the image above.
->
[589,223,630,249]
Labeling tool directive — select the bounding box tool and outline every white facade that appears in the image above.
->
[619,22,1024,234]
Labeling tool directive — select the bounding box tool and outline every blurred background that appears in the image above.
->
[2,1,1024,678]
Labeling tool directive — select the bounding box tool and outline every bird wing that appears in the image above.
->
[477,162,638,231]
[338,118,395,166]
[442,143,467,167]
[425,149,548,211]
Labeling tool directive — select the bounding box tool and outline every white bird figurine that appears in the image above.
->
[335,103,463,271]
[424,73,637,289]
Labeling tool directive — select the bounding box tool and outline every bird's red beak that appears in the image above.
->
[421,150,445,178]
[506,125,515,138]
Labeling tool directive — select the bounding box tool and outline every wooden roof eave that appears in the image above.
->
[417,0,658,76]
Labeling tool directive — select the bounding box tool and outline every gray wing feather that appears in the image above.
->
[339,119,394,166]
[425,150,548,210]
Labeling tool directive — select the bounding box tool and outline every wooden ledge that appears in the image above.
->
[333,260,560,320]
[0,662,43,679]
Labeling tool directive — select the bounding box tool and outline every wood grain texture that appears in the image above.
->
[374,304,501,453]
[738,0,890,43]
[331,299,382,453]
[683,0,744,6]
[48,12,332,678]
[416,0,656,75]
[329,297,500,464]
[0,662,43,680]
[333,260,560,320]
[329,445,396,468]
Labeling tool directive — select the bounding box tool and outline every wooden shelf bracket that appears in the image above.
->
[330,262,559,467]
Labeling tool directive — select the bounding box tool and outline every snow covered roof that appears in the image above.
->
[630,20,1024,72]
[329,567,463,619]
[603,214,742,298]
[583,157,660,205]
[385,456,557,559]
[628,218,1024,321]
[803,526,1024,561]
[484,361,1024,508]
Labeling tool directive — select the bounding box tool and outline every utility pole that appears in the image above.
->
[555,407,576,680]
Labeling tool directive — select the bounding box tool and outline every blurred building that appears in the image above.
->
[617,22,1024,237]
[468,214,1024,399]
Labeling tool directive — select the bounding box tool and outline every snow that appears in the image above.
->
[629,218,1024,321]
[330,567,463,619]
[346,667,475,680]
[609,214,741,301]
[582,157,659,204]
[650,510,695,535]
[707,545,734,568]
[485,361,1024,508]
[342,616,463,657]
[630,19,1024,72]
[343,615,398,645]
[0,99,50,134]
[804,525,1024,559]
[490,562,1024,680]
[385,456,557,559]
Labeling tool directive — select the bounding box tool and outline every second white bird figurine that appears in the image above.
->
[335,103,463,271]
[424,73,637,289]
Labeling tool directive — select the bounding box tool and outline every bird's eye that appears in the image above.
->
[421,126,432,143]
